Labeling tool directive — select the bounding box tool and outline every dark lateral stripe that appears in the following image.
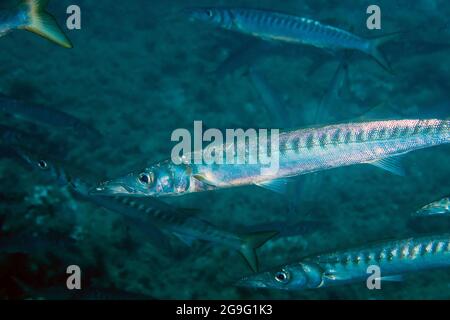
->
[306,134,315,149]
[344,131,352,144]
[319,134,327,147]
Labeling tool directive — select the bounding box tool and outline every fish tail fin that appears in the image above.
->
[238,230,279,272]
[367,32,402,74]
[19,0,73,48]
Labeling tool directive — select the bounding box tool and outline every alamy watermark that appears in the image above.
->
[63,4,381,33]
[170,121,280,176]
[366,265,382,290]
[66,5,81,30]
[66,265,81,290]
[367,5,382,30]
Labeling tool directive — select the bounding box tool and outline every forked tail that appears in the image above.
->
[19,0,73,48]
[367,32,402,73]
[238,230,279,272]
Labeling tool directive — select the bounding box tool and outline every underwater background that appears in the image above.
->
[1,0,450,299]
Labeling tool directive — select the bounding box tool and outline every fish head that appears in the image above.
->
[183,7,223,25]
[236,263,314,290]
[91,162,191,197]
[415,198,450,216]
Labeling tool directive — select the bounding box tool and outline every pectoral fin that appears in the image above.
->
[369,157,405,176]
[367,32,402,74]
[379,275,404,282]
[255,179,289,194]
[193,174,217,187]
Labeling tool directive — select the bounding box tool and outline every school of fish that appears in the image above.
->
[1,1,450,299]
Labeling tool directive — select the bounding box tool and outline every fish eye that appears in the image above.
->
[274,270,290,283]
[138,172,153,186]
[38,160,48,169]
[205,9,213,17]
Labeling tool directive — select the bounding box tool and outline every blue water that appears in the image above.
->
[1,0,450,299]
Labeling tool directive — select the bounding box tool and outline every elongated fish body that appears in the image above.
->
[272,119,450,179]
[84,193,277,271]
[185,7,396,71]
[86,190,277,271]
[110,196,240,247]
[0,94,102,140]
[237,234,450,290]
[415,197,450,216]
[198,8,367,50]
[93,119,450,197]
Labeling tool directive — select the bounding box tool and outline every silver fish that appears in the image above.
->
[237,234,450,290]
[184,7,397,71]
[0,0,72,48]
[415,197,450,216]
[109,195,278,272]
[92,119,450,197]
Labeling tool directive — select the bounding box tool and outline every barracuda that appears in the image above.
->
[184,7,398,72]
[92,119,450,197]
[109,195,278,272]
[236,234,450,290]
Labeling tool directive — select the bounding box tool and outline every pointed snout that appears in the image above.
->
[89,181,132,196]
[235,275,269,289]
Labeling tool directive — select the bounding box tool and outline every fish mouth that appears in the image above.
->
[416,208,444,216]
[235,277,269,289]
[89,181,135,196]
[414,204,443,216]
